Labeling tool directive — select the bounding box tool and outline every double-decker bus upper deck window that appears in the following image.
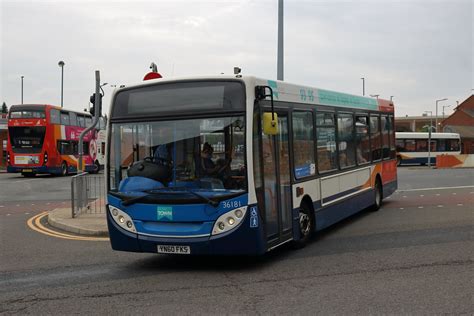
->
[70,112,78,126]
[60,112,70,125]
[50,109,60,124]
[77,115,85,127]
[112,81,245,117]
[9,110,46,119]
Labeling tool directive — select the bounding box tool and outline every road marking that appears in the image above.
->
[437,205,443,208]
[397,185,474,192]
[436,194,440,196]
[6,214,11,216]
[419,195,424,197]
[452,193,457,195]
[16,204,20,207]
[402,196,407,198]
[399,208,404,210]
[0,206,4,208]
[418,206,424,209]
[457,204,463,206]
[26,212,108,242]
[25,212,30,215]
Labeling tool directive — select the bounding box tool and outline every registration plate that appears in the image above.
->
[22,169,33,173]
[157,245,191,255]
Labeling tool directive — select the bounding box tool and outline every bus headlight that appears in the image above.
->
[212,206,248,236]
[109,205,137,233]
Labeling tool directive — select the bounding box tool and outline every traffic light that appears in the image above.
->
[89,93,103,117]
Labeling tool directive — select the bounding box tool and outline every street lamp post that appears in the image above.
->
[58,61,65,108]
[361,77,365,96]
[424,110,433,168]
[21,76,24,104]
[442,104,451,119]
[435,98,447,132]
[277,0,284,81]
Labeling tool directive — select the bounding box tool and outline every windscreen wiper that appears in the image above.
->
[179,188,219,208]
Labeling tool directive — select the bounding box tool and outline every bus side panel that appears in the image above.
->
[314,189,374,231]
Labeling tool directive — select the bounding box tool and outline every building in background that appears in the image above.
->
[441,95,474,154]
[395,115,443,132]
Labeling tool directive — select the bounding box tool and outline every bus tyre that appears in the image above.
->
[91,160,100,174]
[370,178,383,212]
[292,203,314,249]
[61,162,68,176]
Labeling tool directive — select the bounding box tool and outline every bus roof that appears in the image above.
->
[10,104,91,116]
[396,132,460,139]
[112,75,394,113]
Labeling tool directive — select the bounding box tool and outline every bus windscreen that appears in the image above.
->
[8,126,46,153]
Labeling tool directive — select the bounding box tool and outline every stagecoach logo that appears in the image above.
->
[157,206,173,221]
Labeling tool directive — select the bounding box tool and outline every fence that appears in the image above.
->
[71,172,106,218]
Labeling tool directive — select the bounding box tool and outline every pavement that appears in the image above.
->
[47,207,108,237]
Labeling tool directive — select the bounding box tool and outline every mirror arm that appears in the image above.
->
[256,85,275,120]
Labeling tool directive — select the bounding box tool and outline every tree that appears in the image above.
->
[1,102,7,114]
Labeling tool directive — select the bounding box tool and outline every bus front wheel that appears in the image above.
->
[61,162,68,176]
[292,202,314,249]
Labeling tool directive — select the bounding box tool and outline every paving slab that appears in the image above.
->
[48,207,108,237]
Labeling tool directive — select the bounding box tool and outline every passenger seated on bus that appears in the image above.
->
[199,143,230,179]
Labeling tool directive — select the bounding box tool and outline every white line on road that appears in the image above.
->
[457,204,463,206]
[6,214,10,216]
[437,205,444,208]
[0,206,4,208]
[398,185,474,192]
[418,206,424,209]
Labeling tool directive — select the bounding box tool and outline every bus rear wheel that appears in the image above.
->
[292,202,314,249]
[370,178,383,212]
[61,162,68,176]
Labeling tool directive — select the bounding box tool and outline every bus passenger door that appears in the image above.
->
[261,114,293,248]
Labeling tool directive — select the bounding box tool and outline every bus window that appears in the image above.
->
[337,113,356,168]
[60,112,70,125]
[396,139,405,152]
[355,115,370,164]
[58,140,73,155]
[405,139,416,152]
[77,115,85,127]
[389,116,396,158]
[416,140,427,151]
[447,139,460,151]
[292,111,315,178]
[70,112,78,126]
[437,139,446,151]
[85,117,92,127]
[316,112,337,172]
[370,115,381,160]
[50,109,60,124]
[381,116,390,159]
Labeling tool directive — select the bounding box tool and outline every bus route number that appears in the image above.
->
[223,200,241,209]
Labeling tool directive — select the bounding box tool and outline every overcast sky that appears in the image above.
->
[1,0,472,117]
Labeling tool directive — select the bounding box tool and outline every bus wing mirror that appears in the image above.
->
[263,112,278,135]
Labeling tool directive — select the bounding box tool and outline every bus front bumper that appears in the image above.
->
[106,209,266,256]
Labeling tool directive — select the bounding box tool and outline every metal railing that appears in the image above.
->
[71,172,106,218]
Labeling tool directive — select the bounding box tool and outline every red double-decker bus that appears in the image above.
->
[7,104,103,177]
